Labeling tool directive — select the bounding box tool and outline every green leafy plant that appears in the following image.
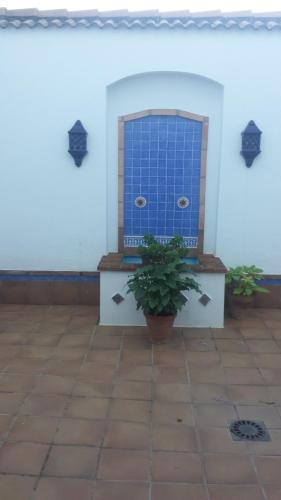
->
[225,265,269,296]
[127,235,201,316]
[137,234,188,264]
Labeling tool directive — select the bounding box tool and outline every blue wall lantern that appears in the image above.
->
[241,120,262,167]
[68,120,88,167]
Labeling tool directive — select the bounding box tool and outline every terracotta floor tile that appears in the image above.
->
[272,329,281,340]
[191,384,229,403]
[58,335,92,348]
[225,367,265,385]
[0,333,30,344]
[182,327,211,339]
[64,317,95,334]
[254,354,281,368]
[255,456,281,483]
[267,386,281,404]
[18,346,54,359]
[248,430,281,455]
[54,418,106,446]
[121,349,152,365]
[215,339,249,353]
[237,404,281,428]
[0,373,37,392]
[8,415,58,443]
[264,485,281,500]
[0,414,13,439]
[236,318,266,328]
[103,421,150,449]
[185,351,221,367]
[92,335,121,350]
[211,327,242,339]
[153,366,187,383]
[20,394,68,417]
[261,368,281,385]
[37,324,67,335]
[0,474,36,500]
[122,335,151,350]
[152,424,198,452]
[5,358,47,374]
[0,345,20,358]
[240,328,272,339]
[51,347,87,360]
[73,378,113,398]
[184,339,216,352]
[109,399,151,423]
[98,449,150,480]
[32,375,75,395]
[124,326,151,336]
[43,445,99,477]
[95,325,123,336]
[200,426,248,453]
[27,334,62,346]
[154,383,190,403]
[204,453,257,483]
[113,381,152,400]
[227,384,269,404]
[264,320,281,329]
[66,397,109,419]
[194,403,236,427]
[152,401,194,425]
[218,352,256,367]
[152,451,203,482]
[247,340,280,353]
[208,485,264,500]
[258,310,281,321]
[189,366,225,384]
[44,359,82,375]
[0,442,48,474]
[153,350,185,367]
[94,481,149,500]
[117,364,153,382]
[86,349,120,364]
[152,483,208,500]
[79,362,116,381]
[33,478,93,500]
[0,392,25,414]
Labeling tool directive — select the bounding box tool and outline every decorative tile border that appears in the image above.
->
[124,236,198,248]
[1,9,281,30]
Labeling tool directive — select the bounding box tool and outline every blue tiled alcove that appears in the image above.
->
[124,115,202,248]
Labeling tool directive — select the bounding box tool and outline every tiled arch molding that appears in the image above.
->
[118,109,208,254]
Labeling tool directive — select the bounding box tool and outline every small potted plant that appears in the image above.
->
[127,235,201,342]
[225,265,269,316]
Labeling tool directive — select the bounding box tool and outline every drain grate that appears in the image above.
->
[230,420,270,442]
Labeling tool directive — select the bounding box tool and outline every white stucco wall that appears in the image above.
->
[0,27,280,273]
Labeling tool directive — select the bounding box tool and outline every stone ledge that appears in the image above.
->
[97,253,227,274]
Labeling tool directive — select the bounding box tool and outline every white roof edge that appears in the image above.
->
[1,8,281,18]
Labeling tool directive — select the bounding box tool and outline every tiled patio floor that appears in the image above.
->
[0,305,281,499]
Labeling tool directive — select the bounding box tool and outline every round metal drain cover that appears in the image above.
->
[230,420,270,441]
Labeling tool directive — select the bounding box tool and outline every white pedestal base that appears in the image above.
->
[100,270,225,328]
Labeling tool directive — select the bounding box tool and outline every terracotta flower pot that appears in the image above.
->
[145,313,176,343]
[227,291,255,319]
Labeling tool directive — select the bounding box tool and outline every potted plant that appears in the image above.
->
[225,265,269,315]
[127,235,201,342]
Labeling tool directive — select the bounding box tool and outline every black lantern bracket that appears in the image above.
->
[241,120,262,167]
[68,120,88,167]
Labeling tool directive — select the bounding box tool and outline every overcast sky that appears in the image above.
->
[1,0,281,13]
